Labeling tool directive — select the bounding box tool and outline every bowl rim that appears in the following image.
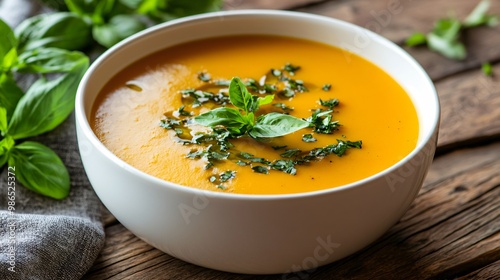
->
[76,9,440,201]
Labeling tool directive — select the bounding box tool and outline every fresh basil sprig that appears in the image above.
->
[32,0,223,48]
[405,0,498,60]
[194,77,310,138]
[0,18,89,199]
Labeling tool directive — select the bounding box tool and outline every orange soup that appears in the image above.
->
[92,35,419,195]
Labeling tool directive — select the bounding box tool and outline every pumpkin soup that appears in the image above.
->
[92,35,419,194]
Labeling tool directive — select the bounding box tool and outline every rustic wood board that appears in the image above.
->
[84,142,500,279]
[297,0,500,81]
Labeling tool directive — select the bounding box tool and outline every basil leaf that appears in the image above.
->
[463,0,498,28]
[92,14,146,48]
[15,12,91,52]
[8,141,70,199]
[257,94,274,107]
[0,135,15,167]
[427,32,466,60]
[426,18,466,60]
[65,0,115,24]
[194,107,248,131]
[143,0,222,22]
[0,107,7,132]
[405,32,427,47]
[15,48,88,74]
[7,58,88,139]
[119,0,143,10]
[249,112,309,138]
[229,77,254,113]
[482,62,493,76]
[0,73,24,121]
[0,19,18,70]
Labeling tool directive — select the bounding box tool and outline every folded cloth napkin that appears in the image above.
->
[0,113,105,280]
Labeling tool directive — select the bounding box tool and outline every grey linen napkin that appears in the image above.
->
[0,112,105,280]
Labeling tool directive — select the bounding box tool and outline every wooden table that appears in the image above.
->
[5,0,499,279]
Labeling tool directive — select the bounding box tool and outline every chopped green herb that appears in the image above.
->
[282,63,301,75]
[272,145,288,150]
[236,160,248,166]
[270,159,297,175]
[306,109,340,134]
[176,105,192,117]
[198,72,211,82]
[271,69,282,77]
[319,98,339,109]
[405,0,498,60]
[482,62,493,76]
[322,84,332,91]
[252,165,269,174]
[219,170,236,182]
[302,134,317,143]
[273,103,294,112]
[280,149,301,158]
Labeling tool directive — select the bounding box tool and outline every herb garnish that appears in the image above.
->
[482,62,493,76]
[0,18,89,199]
[405,0,498,60]
[160,64,362,189]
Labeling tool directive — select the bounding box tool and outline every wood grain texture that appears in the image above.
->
[83,0,500,278]
[436,63,500,150]
[84,142,500,279]
[297,0,500,81]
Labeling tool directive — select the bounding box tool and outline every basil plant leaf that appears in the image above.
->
[8,141,70,199]
[92,14,146,48]
[0,18,18,70]
[229,77,254,113]
[15,48,88,74]
[249,112,310,138]
[65,0,116,24]
[7,57,88,139]
[0,135,15,167]
[194,107,249,134]
[0,73,24,121]
[119,0,143,10]
[15,12,92,52]
[0,107,7,132]
[148,0,222,21]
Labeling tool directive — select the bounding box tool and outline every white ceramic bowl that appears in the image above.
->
[76,10,439,274]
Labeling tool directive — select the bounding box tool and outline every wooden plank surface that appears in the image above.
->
[84,0,500,279]
[1,0,498,278]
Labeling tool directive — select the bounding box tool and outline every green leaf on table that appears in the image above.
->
[0,18,18,71]
[248,112,310,138]
[15,48,88,74]
[463,0,499,28]
[405,32,427,47]
[92,14,146,48]
[8,141,70,199]
[15,12,92,52]
[482,62,493,76]
[0,135,15,167]
[0,73,24,121]
[427,18,466,60]
[7,57,88,140]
